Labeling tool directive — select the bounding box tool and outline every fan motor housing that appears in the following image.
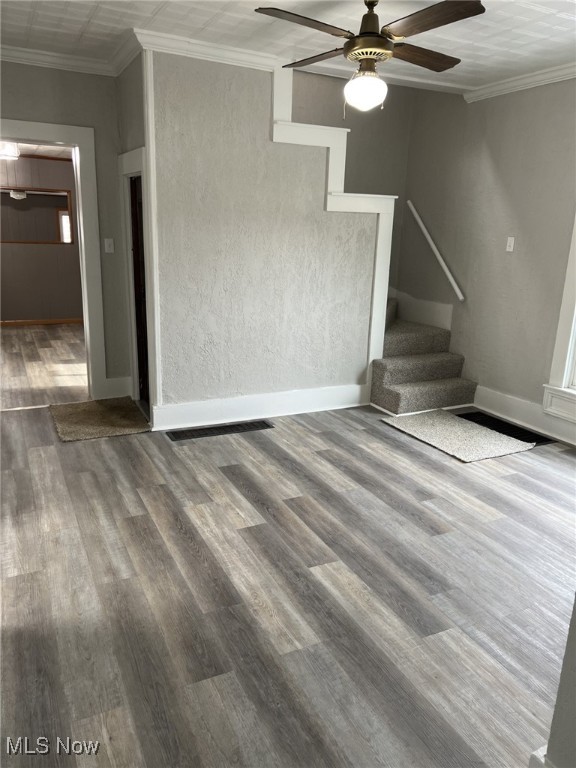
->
[343,35,393,62]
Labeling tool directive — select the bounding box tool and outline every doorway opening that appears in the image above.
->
[129,174,150,413]
[0,142,89,410]
[2,119,109,402]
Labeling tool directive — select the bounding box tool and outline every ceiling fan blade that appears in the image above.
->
[283,48,345,68]
[393,43,462,72]
[392,43,460,72]
[383,1,485,39]
[255,8,354,39]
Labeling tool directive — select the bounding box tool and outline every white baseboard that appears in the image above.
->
[474,386,576,446]
[395,290,453,330]
[151,383,369,431]
[93,376,133,400]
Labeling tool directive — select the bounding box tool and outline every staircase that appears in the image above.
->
[371,298,477,414]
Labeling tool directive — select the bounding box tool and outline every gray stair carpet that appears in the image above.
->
[371,299,477,415]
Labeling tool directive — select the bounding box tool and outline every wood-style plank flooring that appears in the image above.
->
[1,324,88,410]
[1,403,575,767]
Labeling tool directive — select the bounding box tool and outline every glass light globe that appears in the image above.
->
[344,71,388,112]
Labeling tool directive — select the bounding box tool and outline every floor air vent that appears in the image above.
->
[166,420,273,442]
[455,411,553,445]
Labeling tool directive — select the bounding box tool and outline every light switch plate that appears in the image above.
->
[104,238,115,254]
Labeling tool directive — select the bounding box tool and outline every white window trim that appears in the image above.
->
[544,211,576,423]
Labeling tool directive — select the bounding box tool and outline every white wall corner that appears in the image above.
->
[272,66,293,122]
[475,385,576,445]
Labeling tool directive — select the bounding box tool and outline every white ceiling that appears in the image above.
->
[1,1,575,90]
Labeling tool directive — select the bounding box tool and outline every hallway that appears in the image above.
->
[0,323,88,410]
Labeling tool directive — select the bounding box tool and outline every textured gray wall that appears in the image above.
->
[153,53,376,404]
[293,71,416,286]
[1,62,130,376]
[0,156,82,320]
[397,81,576,403]
[116,53,145,153]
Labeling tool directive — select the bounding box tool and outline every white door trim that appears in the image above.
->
[141,49,162,413]
[544,210,576,421]
[0,118,109,398]
[548,211,576,388]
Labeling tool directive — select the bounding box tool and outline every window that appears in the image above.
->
[58,209,72,243]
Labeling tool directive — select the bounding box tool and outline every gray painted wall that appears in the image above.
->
[116,53,145,153]
[1,62,131,376]
[397,81,576,403]
[2,192,67,242]
[293,71,416,285]
[153,53,376,404]
[0,156,82,320]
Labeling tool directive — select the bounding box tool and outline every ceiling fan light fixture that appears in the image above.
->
[344,62,388,112]
[0,141,20,160]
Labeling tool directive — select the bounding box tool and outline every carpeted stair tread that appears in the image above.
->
[383,320,451,356]
[373,352,464,386]
[373,377,477,414]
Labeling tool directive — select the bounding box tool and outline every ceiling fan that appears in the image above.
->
[255,1,486,110]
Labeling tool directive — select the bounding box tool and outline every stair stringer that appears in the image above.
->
[271,67,397,396]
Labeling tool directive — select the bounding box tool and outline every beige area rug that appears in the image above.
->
[382,409,535,462]
[50,397,150,442]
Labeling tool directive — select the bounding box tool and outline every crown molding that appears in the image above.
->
[0,44,114,76]
[2,29,574,101]
[132,29,279,72]
[0,30,142,77]
[109,30,143,76]
[302,61,470,94]
[464,62,576,103]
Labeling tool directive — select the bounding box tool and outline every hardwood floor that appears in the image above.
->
[1,324,88,410]
[1,404,575,767]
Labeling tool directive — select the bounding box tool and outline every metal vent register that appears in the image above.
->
[166,420,273,442]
